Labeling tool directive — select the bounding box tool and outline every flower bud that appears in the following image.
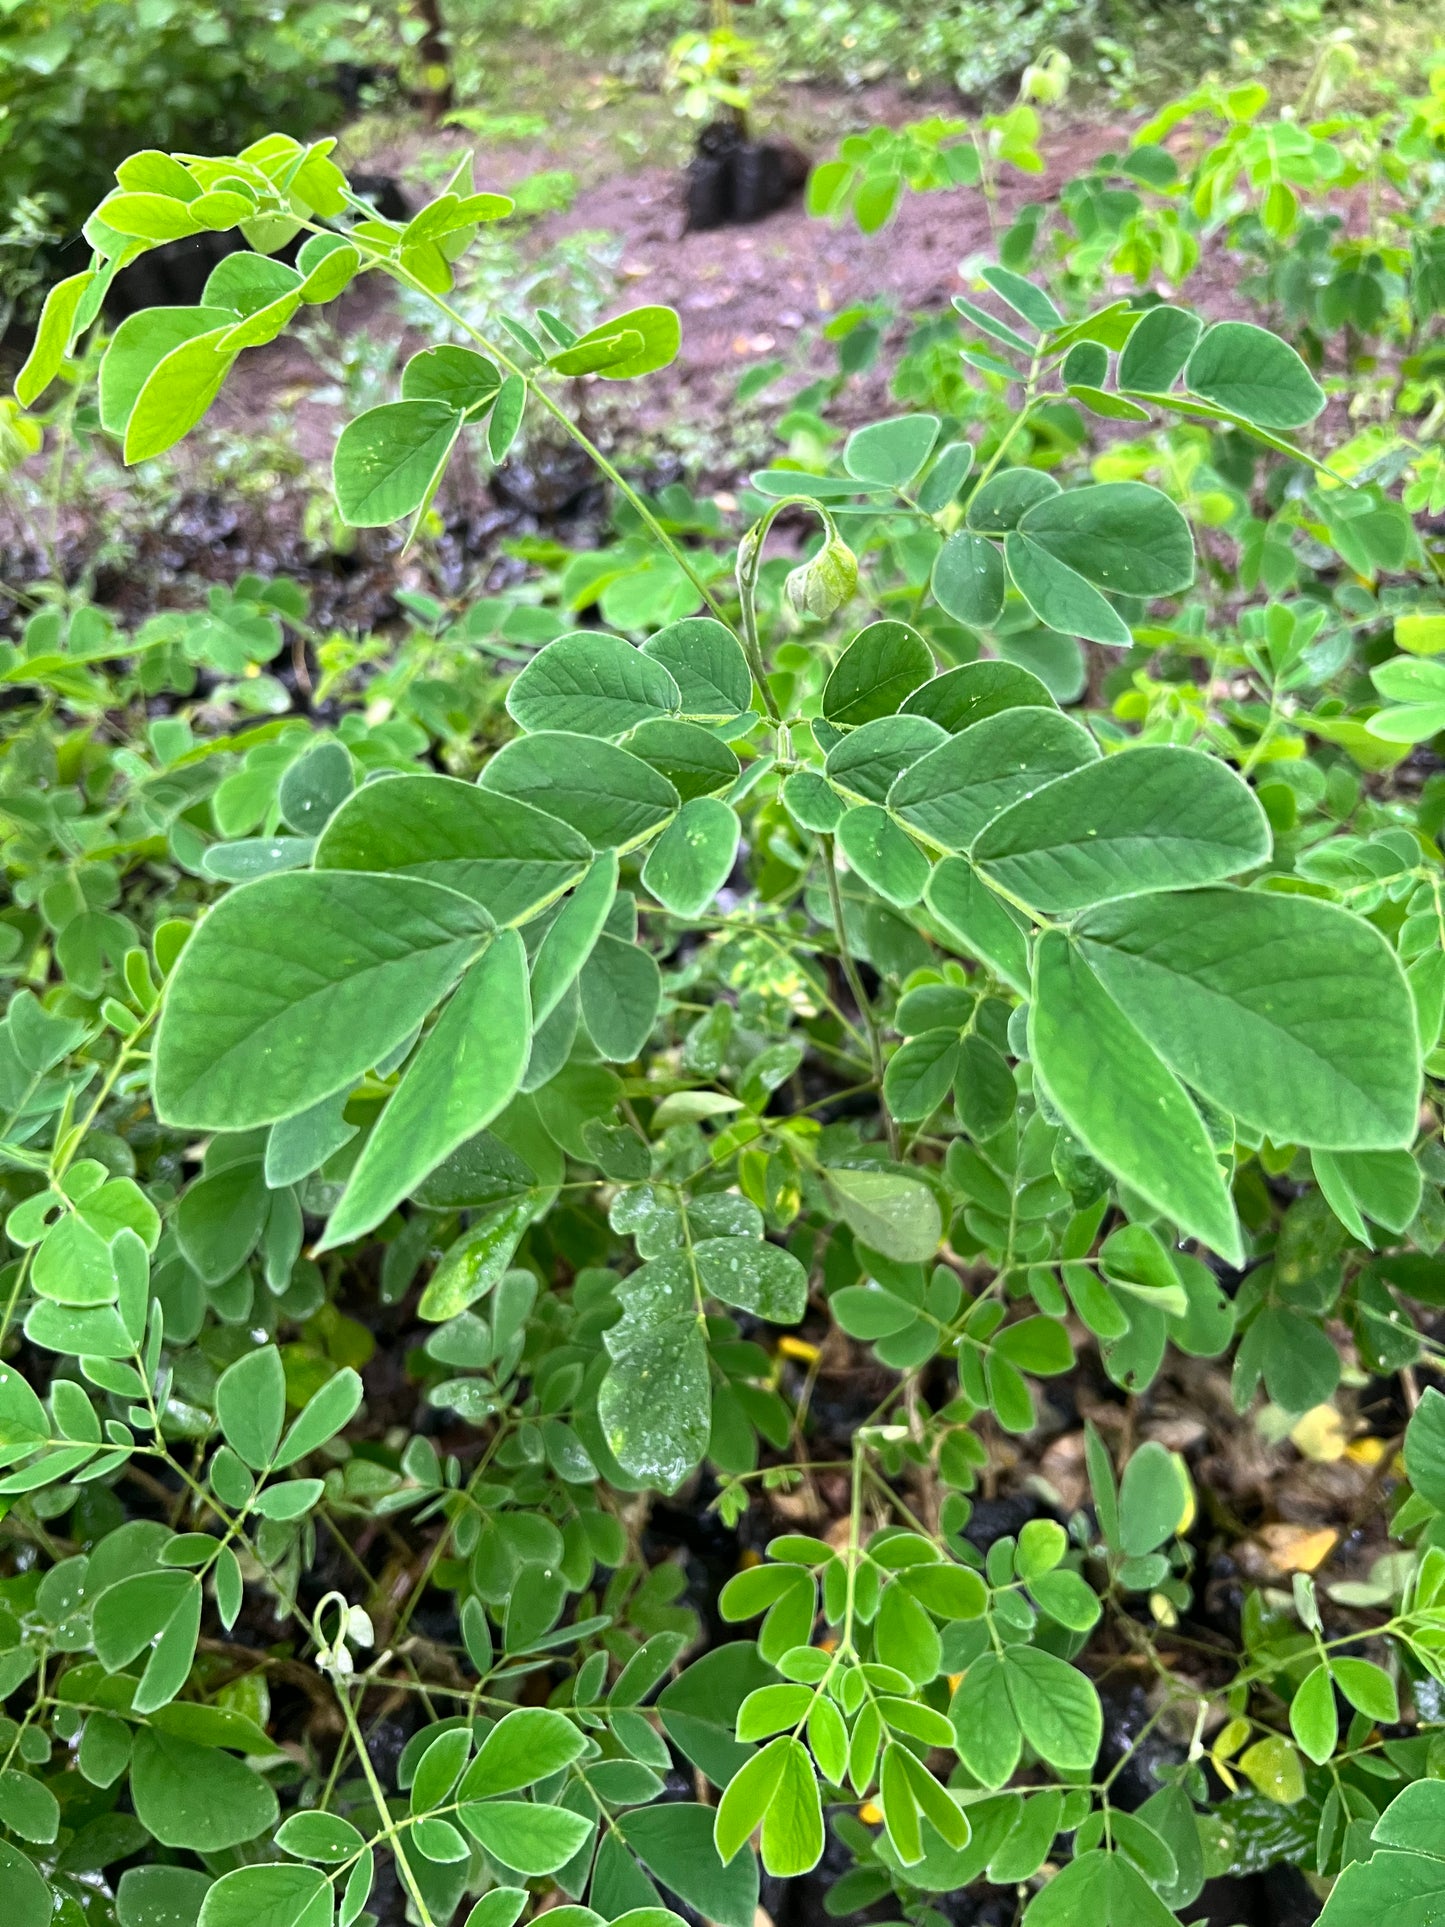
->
[784,536,858,621]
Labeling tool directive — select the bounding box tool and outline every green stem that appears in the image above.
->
[334,215,733,630]
[334,1677,438,1927]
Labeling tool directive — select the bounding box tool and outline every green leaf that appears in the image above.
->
[931,531,1007,628]
[277,1367,363,1465]
[529,854,619,1025]
[955,1026,1017,1135]
[14,269,94,407]
[197,1866,331,1927]
[884,1031,963,1123]
[1118,1442,1188,1555]
[762,1737,824,1876]
[924,858,1031,995]
[32,1213,117,1306]
[1317,1844,1445,1927]
[620,1803,759,1927]
[174,1162,268,1284]
[129,1728,279,1851]
[880,1742,924,1864]
[823,1166,942,1262]
[827,714,947,804]
[549,326,645,376]
[917,440,975,512]
[458,1708,587,1799]
[0,1842,51,1927]
[99,307,234,436]
[975,748,1271,912]
[320,932,531,1248]
[332,400,462,526]
[1016,482,1194,598]
[1117,307,1202,394]
[1184,319,1325,429]
[1331,1656,1398,1725]
[968,468,1061,533]
[458,1801,594,1874]
[558,305,680,379]
[1406,1388,1445,1510]
[1294,1664,1340,1765]
[115,1866,213,1927]
[822,622,934,726]
[100,191,202,240]
[694,1238,807,1322]
[1098,1224,1186,1313]
[1368,1779,1445,1856]
[642,798,740,916]
[265,1090,357,1188]
[417,1199,533,1320]
[836,805,930,908]
[486,372,526,462]
[1027,1567,1101,1631]
[1077,887,1420,1149]
[1004,534,1132,646]
[783,770,846,832]
[628,719,741,800]
[1068,385,1150,422]
[461,1892,527,1927]
[844,415,940,488]
[316,774,591,927]
[0,1362,47,1455]
[716,1734,787,1863]
[876,1579,943,1683]
[79,1711,132,1789]
[1316,1147,1422,1240]
[659,1642,777,1789]
[401,344,502,416]
[902,659,1056,734]
[599,1256,711,1491]
[950,1654,1022,1787]
[482,732,678,853]
[124,328,236,461]
[1023,1850,1178,1927]
[580,933,662,1061]
[411,1728,473,1816]
[1029,932,1241,1262]
[202,252,300,319]
[216,1345,286,1468]
[889,708,1099,852]
[0,1769,58,1845]
[982,266,1062,331]
[276,741,352,836]
[639,617,753,724]
[508,631,682,738]
[153,872,491,1130]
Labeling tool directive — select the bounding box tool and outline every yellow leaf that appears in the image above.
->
[778,1336,820,1363]
[1290,1404,1348,1463]
[1239,1735,1306,1804]
[1257,1523,1338,1573]
[1397,614,1445,656]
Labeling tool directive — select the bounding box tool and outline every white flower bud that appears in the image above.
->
[784,536,858,621]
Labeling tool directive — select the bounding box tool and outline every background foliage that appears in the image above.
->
[1,9,1445,1927]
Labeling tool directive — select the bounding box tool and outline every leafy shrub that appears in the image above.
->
[0,1,365,313]
[2,81,1445,1927]
[466,0,1333,96]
